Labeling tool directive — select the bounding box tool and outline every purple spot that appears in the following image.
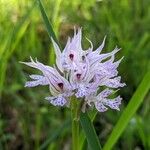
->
[83,65,86,69]
[58,83,63,90]
[69,54,74,61]
[77,74,81,80]
[82,55,85,60]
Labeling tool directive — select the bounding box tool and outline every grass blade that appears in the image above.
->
[103,71,150,150]
[80,112,102,150]
[79,109,97,150]
[37,0,61,64]
[37,0,60,46]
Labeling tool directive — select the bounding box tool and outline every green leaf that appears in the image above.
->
[37,0,61,65]
[80,112,102,150]
[103,71,150,150]
[79,109,97,150]
[37,0,60,47]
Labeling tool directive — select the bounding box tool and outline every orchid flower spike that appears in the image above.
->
[21,28,125,112]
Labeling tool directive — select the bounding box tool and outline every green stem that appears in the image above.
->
[71,97,79,150]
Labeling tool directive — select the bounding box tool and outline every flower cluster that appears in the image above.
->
[21,28,125,112]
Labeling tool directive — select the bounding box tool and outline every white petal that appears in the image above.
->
[51,37,61,58]
[95,101,108,112]
[25,76,49,87]
[85,37,93,50]
[63,37,71,53]
[75,85,87,98]
[29,74,44,80]
[114,56,124,68]
[39,77,49,85]
[103,96,122,111]
[45,96,67,106]
[25,81,40,87]
[20,57,38,69]
[101,76,126,88]
[98,88,113,98]
[95,36,106,54]
[51,38,64,72]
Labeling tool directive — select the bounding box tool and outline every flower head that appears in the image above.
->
[21,28,125,112]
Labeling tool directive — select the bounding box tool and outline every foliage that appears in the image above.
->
[0,0,150,149]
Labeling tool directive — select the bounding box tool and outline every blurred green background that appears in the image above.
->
[0,0,150,149]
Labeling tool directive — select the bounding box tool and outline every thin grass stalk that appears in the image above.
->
[71,96,79,150]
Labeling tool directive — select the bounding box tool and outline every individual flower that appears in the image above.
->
[21,28,125,112]
[20,57,73,106]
